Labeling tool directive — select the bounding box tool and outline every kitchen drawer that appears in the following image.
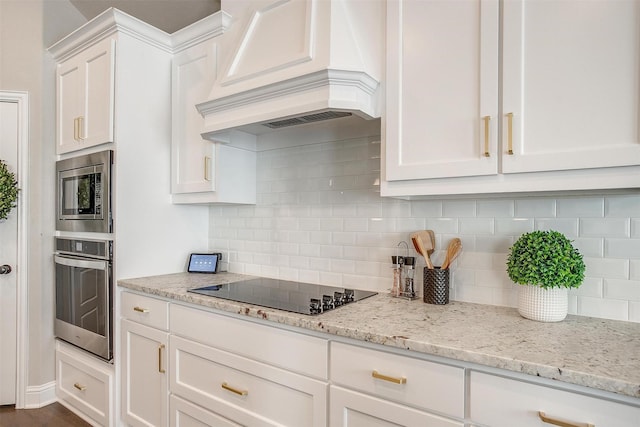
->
[170,395,242,427]
[121,291,169,330]
[56,340,113,426]
[469,371,640,427]
[170,335,328,427]
[330,385,464,427]
[330,341,465,418]
[170,303,328,379]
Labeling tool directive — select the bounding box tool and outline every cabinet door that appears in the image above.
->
[56,37,114,154]
[121,319,169,427]
[172,39,217,194]
[385,0,499,181]
[170,395,241,427]
[82,37,115,149]
[502,0,640,173]
[330,386,463,427]
[469,371,640,427]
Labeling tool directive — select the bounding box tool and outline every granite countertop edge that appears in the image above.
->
[117,272,640,400]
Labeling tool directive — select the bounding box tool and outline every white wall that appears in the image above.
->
[0,0,86,392]
[210,136,640,323]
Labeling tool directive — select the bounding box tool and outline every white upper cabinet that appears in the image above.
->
[172,38,219,195]
[502,0,640,173]
[385,0,499,181]
[56,37,115,154]
[383,0,640,197]
[170,13,257,205]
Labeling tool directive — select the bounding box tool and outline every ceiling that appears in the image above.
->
[69,0,221,34]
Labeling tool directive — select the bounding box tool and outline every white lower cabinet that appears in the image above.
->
[121,319,169,427]
[121,291,170,427]
[170,395,241,427]
[170,335,328,426]
[469,371,640,427]
[56,340,114,427]
[329,341,465,427]
[330,386,463,427]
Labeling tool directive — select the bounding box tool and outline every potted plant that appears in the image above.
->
[0,159,19,221]
[507,230,585,322]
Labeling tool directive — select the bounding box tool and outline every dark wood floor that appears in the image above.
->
[0,402,90,427]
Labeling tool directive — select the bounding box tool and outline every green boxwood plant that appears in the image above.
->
[507,230,585,289]
[0,159,19,221]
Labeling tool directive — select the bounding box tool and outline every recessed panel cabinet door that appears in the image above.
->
[56,37,115,154]
[502,0,640,173]
[172,39,217,194]
[385,0,499,181]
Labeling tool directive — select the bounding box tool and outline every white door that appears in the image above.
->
[0,98,19,405]
[384,0,500,181]
[502,0,640,173]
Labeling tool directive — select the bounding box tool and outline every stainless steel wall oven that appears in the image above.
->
[54,237,113,361]
[56,150,113,233]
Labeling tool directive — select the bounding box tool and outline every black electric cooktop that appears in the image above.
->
[188,278,377,315]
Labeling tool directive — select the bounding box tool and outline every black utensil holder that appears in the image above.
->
[424,267,449,305]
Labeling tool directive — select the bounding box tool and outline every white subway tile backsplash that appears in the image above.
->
[459,218,494,235]
[556,197,604,218]
[515,198,556,217]
[606,195,640,217]
[604,279,640,301]
[495,218,534,235]
[534,218,579,237]
[580,218,630,238]
[443,200,476,217]
[605,238,640,259]
[577,296,628,321]
[210,137,640,322]
[477,199,514,218]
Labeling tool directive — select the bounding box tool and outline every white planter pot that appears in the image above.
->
[518,286,568,322]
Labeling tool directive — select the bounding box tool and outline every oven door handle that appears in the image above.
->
[54,254,109,271]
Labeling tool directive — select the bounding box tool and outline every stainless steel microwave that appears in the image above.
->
[56,150,113,233]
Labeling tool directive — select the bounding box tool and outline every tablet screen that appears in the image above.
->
[188,253,219,273]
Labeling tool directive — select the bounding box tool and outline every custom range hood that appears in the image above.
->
[196,0,384,139]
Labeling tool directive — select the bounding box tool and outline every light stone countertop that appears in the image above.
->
[118,272,640,400]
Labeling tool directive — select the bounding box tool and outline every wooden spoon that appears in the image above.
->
[425,229,436,259]
[411,232,434,269]
[441,238,462,270]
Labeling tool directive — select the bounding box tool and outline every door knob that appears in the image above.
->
[0,265,12,275]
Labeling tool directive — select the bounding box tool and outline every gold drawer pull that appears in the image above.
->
[221,382,248,396]
[73,382,86,391]
[483,115,491,157]
[371,370,406,385]
[133,306,149,313]
[538,411,594,427]
[158,344,166,373]
[506,112,514,155]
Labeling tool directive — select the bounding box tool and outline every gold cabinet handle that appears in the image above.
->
[483,115,491,157]
[158,344,166,373]
[221,382,248,396]
[77,116,85,140]
[73,382,86,391]
[133,306,149,313]
[204,156,211,181]
[73,117,79,141]
[371,370,407,385]
[538,411,595,427]
[506,112,514,155]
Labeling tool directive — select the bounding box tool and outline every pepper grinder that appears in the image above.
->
[403,256,416,299]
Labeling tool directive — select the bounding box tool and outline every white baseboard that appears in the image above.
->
[23,381,57,409]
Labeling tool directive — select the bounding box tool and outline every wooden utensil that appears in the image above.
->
[426,229,436,259]
[411,232,434,269]
[441,238,462,270]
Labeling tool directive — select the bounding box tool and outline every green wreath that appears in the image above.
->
[0,159,19,221]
